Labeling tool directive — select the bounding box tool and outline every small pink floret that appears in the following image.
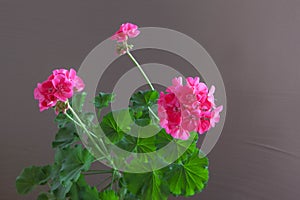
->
[111,23,140,42]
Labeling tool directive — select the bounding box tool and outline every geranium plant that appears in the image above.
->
[16,23,223,200]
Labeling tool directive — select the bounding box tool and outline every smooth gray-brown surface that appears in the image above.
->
[1,0,300,199]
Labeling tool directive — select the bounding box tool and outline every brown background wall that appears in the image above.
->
[1,0,300,199]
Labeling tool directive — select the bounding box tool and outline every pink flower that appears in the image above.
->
[208,85,216,108]
[52,74,73,102]
[210,105,223,127]
[50,68,85,92]
[167,77,183,93]
[181,109,201,132]
[111,30,127,43]
[170,126,190,140]
[174,86,197,107]
[34,81,57,111]
[158,76,223,140]
[121,23,140,38]
[198,111,211,134]
[187,77,208,95]
[198,95,212,112]
[111,23,140,42]
[158,92,183,139]
[33,68,85,113]
[198,119,211,134]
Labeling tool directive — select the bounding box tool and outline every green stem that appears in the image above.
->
[97,109,102,119]
[67,103,121,193]
[66,112,104,152]
[126,50,155,91]
[126,50,160,121]
[65,113,81,127]
[148,106,160,121]
[67,104,107,160]
[67,103,118,171]
[68,106,97,138]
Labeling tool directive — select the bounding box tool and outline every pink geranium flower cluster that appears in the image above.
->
[111,23,140,42]
[34,68,84,113]
[158,77,223,140]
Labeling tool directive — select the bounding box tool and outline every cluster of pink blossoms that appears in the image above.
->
[111,23,140,42]
[158,77,223,140]
[34,68,85,113]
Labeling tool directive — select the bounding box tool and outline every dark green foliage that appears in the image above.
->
[52,123,79,149]
[129,90,159,126]
[16,165,51,194]
[165,151,209,196]
[94,92,115,110]
[16,90,209,200]
[69,175,99,200]
[99,189,119,200]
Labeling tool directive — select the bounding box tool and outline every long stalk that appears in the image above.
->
[67,104,118,171]
[126,50,155,91]
[126,50,159,121]
[68,106,97,138]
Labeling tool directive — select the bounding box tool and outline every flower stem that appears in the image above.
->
[126,50,155,91]
[65,113,82,127]
[111,170,116,190]
[67,104,107,160]
[126,49,160,121]
[68,106,97,138]
[67,103,118,171]
[67,104,121,192]
[148,106,159,121]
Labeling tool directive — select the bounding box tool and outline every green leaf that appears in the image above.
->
[55,112,73,128]
[59,145,94,185]
[100,110,132,143]
[129,90,159,127]
[69,175,99,200]
[166,151,209,196]
[72,92,87,112]
[123,170,169,200]
[123,192,139,200]
[94,92,115,110]
[114,125,157,162]
[52,184,73,200]
[16,165,51,195]
[130,90,159,106]
[156,130,199,162]
[37,193,48,200]
[117,135,156,153]
[37,192,55,200]
[99,189,119,200]
[52,123,79,149]
[50,150,73,199]
[50,145,94,199]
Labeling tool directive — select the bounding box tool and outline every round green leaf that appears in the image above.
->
[69,175,99,200]
[16,165,51,195]
[94,92,115,110]
[166,152,209,196]
[100,110,132,143]
[123,170,169,200]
